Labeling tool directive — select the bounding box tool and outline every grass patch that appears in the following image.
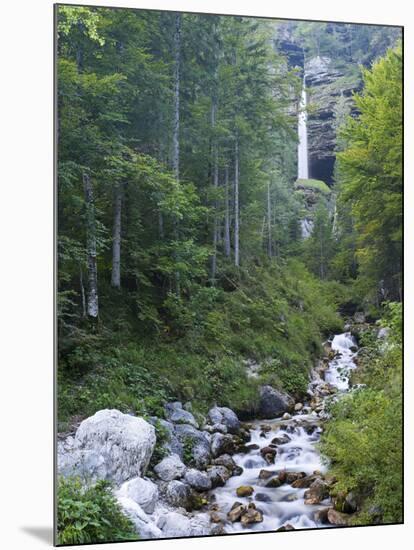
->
[295,178,331,195]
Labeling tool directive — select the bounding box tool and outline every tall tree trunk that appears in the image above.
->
[210,97,219,281]
[224,165,231,258]
[172,13,181,294]
[234,135,240,267]
[267,180,272,258]
[172,14,181,181]
[83,172,99,318]
[111,182,123,288]
[79,264,86,318]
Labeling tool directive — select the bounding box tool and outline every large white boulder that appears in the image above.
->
[117,477,159,514]
[72,409,156,484]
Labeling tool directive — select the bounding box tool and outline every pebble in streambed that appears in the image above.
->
[208,332,358,533]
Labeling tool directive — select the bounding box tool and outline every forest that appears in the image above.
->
[56,5,402,545]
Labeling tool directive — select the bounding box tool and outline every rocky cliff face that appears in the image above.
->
[275,32,360,187]
[305,56,360,185]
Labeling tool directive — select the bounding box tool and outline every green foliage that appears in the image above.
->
[303,203,336,279]
[336,44,402,302]
[58,347,172,422]
[320,302,402,525]
[295,178,331,195]
[182,436,196,466]
[148,420,171,469]
[259,359,309,398]
[57,477,137,545]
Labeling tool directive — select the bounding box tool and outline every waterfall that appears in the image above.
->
[297,77,308,180]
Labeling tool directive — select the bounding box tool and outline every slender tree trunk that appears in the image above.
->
[111,182,123,288]
[234,135,240,267]
[158,211,164,239]
[172,14,181,181]
[79,264,86,318]
[172,13,181,294]
[224,165,231,258]
[83,172,99,318]
[267,180,272,258]
[260,216,266,247]
[210,97,219,281]
[158,116,165,240]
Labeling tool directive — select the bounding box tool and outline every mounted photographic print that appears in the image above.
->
[55,2,403,545]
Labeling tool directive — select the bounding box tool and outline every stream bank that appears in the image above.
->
[57,327,362,539]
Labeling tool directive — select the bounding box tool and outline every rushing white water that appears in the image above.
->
[325,332,358,391]
[300,218,313,239]
[209,332,357,533]
[297,77,308,180]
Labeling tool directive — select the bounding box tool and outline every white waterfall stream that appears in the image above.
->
[209,332,358,532]
[297,77,309,180]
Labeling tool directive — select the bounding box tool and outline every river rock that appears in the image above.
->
[72,409,156,484]
[255,493,272,503]
[157,512,191,537]
[164,480,192,508]
[265,477,282,488]
[239,443,260,453]
[354,311,365,324]
[236,485,254,497]
[174,424,211,468]
[377,327,390,339]
[207,465,232,488]
[271,434,291,445]
[154,453,186,481]
[258,385,294,418]
[327,508,350,525]
[165,402,198,428]
[207,406,241,434]
[259,469,275,480]
[291,473,320,489]
[117,477,159,514]
[212,454,237,472]
[314,507,331,524]
[227,502,245,522]
[294,403,303,412]
[157,511,211,537]
[304,478,330,505]
[210,511,223,523]
[333,491,358,513]
[286,471,306,484]
[117,496,162,539]
[211,433,235,458]
[260,446,277,458]
[240,504,263,525]
[203,423,228,434]
[149,417,183,458]
[276,523,295,531]
[184,468,212,492]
